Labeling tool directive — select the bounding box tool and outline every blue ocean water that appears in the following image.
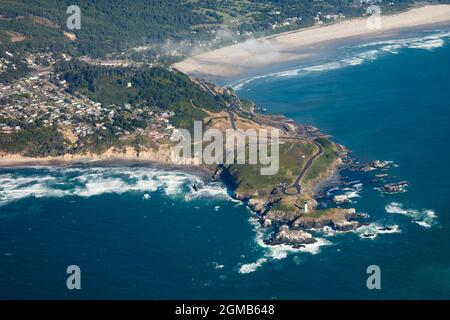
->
[1,29,450,299]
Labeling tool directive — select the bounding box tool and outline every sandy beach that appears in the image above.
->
[173,5,450,79]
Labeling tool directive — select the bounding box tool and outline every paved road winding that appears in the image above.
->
[227,111,324,196]
[283,140,323,196]
[228,111,237,130]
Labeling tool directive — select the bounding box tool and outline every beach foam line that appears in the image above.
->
[232,73,271,90]
[176,5,450,80]
[355,30,450,50]
[231,30,450,90]
[303,62,342,72]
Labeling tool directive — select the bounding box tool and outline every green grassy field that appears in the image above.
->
[229,140,316,194]
[302,138,338,185]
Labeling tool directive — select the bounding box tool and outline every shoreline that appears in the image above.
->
[223,21,450,87]
[173,5,450,80]
[0,155,216,181]
[2,5,438,248]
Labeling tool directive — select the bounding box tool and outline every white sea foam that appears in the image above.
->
[185,182,229,201]
[303,62,342,72]
[406,38,444,50]
[356,49,380,60]
[230,30,450,90]
[314,221,400,239]
[381,44,402,54]
[232,74,268,90]
[0,182,67,204]
[70,168,180,197]
[385,202,437,228]
[238,237,332,274]
[210,261,225,270]
[0,173,69,204]
[356,31,450,52]
[356,223,401,240]
[239,258,268,274]
[0,167,227,205]
[332,183,362,204]
[275,69,301,77]
[154,172,194,196]
[143,193,151,200]
[237,216,332,274]
[233,82,245,91]
[413,220,432,228]
[340,57,364,66]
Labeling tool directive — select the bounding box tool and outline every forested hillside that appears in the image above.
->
[2,0,449,60]
[0,0,207,57]
[55,60,226,113]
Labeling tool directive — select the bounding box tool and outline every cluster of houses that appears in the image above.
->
[314,12,346,25]
[24,52,56,69]
[270,16,303,30]
[0,51,16,74]
[0,62,176,143]
[0,72,102,137]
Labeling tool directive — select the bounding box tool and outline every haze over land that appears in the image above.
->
[174,5,450,79]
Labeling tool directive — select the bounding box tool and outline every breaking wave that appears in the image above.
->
[238,216,332,274]
[0,167,229,207]
[385,202,437,228]
[330,182,363,204]
[232,30,450,90]
[239,258,268,274]
[314,221,401,240]
[355,223,401,240]
[355,31,450,52]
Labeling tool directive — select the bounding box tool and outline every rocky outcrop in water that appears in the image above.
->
[265,225,317,248]
[358,160,394,172]
[380,181,408,194]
